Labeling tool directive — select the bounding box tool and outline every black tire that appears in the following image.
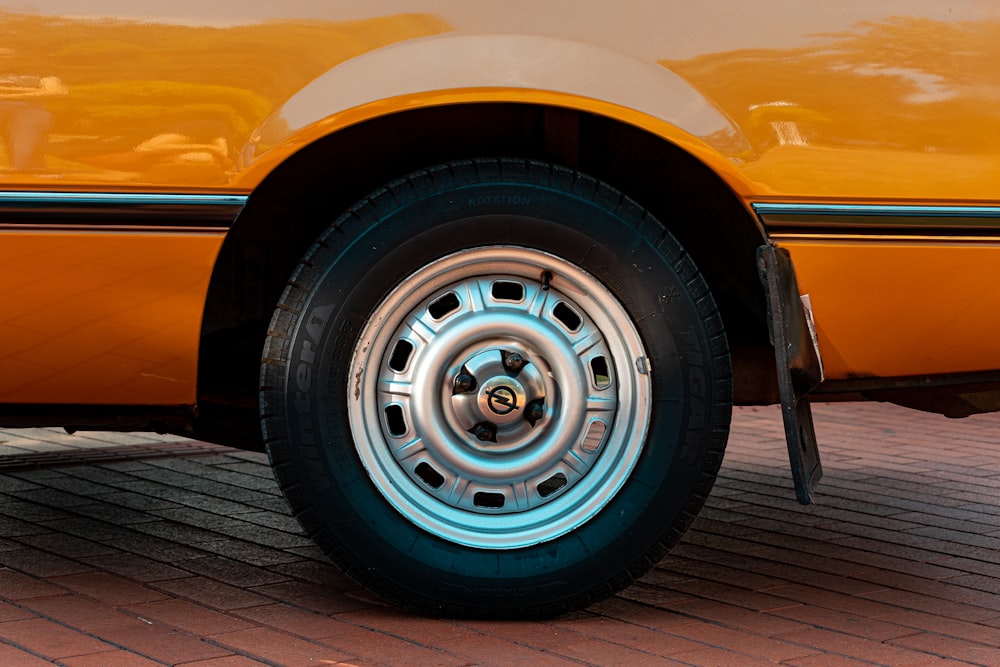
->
[261,159,731,618]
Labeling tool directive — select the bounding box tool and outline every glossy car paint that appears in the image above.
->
[1,1,999,402]
[0,230,223,403]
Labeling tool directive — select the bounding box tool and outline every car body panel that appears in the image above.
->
[1,2,999,404]
[0,229,223,404]
[777,237,1000,379]
[4,3,999,198]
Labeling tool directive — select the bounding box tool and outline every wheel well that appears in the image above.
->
[195,103,775,448]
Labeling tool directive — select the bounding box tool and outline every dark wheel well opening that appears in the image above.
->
[194,103,772,449]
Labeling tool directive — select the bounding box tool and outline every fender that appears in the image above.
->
[238,34,756,195]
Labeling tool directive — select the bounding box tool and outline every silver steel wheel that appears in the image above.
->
[348,246,652,549]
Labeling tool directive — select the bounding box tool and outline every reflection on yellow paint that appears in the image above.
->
[0,11,450,185]
[0,47,68,170]
[665,17,1000,200]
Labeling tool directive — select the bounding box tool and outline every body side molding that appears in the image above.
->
[0,192,247,230]
[755,202,1000,237]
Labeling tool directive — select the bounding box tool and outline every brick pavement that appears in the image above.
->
[0,403,998,665]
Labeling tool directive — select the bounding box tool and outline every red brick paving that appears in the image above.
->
[0,403,998,665]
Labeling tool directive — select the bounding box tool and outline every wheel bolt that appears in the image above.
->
[454,373,476,393]
[504,352,525,374]
[525,400,545,425]
[472,422,497,442]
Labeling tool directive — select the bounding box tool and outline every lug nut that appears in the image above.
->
[504,352,525,373]
[472,422,497,442]
[524,399,545,425]
[454,373,476,393]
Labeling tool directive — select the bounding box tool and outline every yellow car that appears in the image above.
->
[2,3,998,617]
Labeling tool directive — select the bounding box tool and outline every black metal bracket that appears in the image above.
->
[757,245,824,505]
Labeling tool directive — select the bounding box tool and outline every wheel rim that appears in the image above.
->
[348,246,652,549]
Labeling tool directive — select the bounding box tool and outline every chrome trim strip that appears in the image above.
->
[0,191,248,228]
[0,224,227,234]
[754,203,1000,218]
[754,202,1000,237]
[0,192,247,207]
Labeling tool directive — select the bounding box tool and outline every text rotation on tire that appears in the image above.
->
[261,159,732,618]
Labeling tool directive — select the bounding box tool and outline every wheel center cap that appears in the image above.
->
[478,377,527,424]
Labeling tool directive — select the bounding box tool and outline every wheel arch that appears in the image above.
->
[236,33,754,189]
[195,102,776,448]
